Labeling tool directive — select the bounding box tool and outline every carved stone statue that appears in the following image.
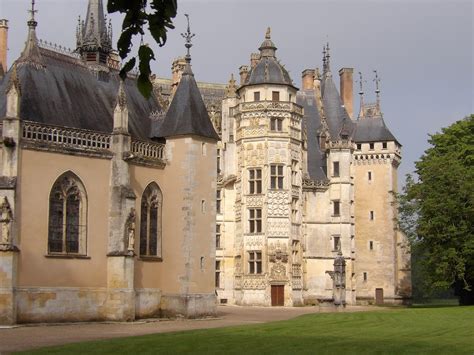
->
[126,208,136,252]
[326,251,346,306]
[0,197,13,245]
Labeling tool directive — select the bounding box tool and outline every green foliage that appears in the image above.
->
[107,0,177,98]
[397,115,474,303]
[21,307,474,354]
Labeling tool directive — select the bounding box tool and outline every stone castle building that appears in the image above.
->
[0,1,218,324]
[0,1,410,324]
[211,30,411,307]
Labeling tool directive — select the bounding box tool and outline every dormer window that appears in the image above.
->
[254,92,260,101]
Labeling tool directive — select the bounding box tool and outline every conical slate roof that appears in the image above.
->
[153,65,219,140]
[322,74,354,140]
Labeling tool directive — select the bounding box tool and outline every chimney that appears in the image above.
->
[339,68,354,119]
[239,65,249,85]
[301,69,315,90]
[0,19,8,73]
[250,53,260,68]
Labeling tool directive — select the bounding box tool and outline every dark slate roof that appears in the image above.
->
[297,90,327,181]
[152,66,219,141]
[242,56,296,89]
[322,73,354,140]
[353,116,399,144]
[0,47,160,140]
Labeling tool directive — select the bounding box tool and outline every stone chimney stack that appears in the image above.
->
[0,19,8,73]
[239,65,249,85]
[250,53,260,68]
[339,68,354,119]
[302,69,315,90]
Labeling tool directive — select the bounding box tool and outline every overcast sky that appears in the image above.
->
[0,0,472,182]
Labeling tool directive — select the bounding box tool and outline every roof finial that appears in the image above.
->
[373,70,381,112]
[322,45,327,73]
[265,27,271,39]
[28,0,38,25]
[357,71,366,119]
[181,14,195,64]
[325,42,331,72]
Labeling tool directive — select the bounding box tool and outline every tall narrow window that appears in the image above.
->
[333,200,340,216]
[140,183,163,258]
[217,149,221,174]
[272,91,280,101]
[216,224,221,249]
[253,91,260,101]
[249,168,262,194]
[369,241,374,250]
[333,236,341,251]
[248,251,262,274]
[270,164,284,189]
[333,161,340,177]
[249,208,262,233]
[48,172,87,255]
[291,160,298,186]
[382,142,387,149]
[215,260,221,288]
[370,210,374,221]
[216,189,222,214]
[292,198,298,220]
[363,272,368,282]
[368,171,372,181]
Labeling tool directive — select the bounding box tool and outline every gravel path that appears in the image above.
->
[0,305,380,353]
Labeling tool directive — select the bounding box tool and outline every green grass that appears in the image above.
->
[20,306,474,355]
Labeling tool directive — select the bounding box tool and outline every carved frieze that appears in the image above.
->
[242,275,267,290]
[270,262,287,282]
[267,219,290,237]
[246,195,264,207]
[267,191,289,217]
[244,234,264,248]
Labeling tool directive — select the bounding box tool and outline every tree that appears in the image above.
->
[397,115,474,304]
[107,0,178,98]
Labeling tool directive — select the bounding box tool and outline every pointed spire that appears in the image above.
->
[357,71,365,119]
[6,63,21,118]
[325,42,331,74]
[373,70,381,114]
[322,45,327,74]
[77,0,111,62]
[180,14,195,75]
[18,0,43,68]
[113,80,129,133]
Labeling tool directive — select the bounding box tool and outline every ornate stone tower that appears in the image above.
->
[230,28,304,306]
[76,0,113,65]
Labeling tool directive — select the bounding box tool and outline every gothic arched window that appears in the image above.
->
[139,182,163,258]
[48,172,87,255]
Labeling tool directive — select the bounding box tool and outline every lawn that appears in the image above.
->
[20,306,474,354]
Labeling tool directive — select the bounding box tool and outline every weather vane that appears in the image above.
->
[357,71,366,95]
[181,14,195,61]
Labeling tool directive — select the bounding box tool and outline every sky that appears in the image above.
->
[0,0,472,182]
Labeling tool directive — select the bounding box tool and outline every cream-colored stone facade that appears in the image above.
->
[214,33,411,307]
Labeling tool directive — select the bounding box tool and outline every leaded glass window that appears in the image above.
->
[139,183,163,258]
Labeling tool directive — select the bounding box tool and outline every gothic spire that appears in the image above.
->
[322,45,327,74]
[180,14,195,75]
[325,42,331,75]
[373,70,381,114]
[76,0,112,62]
[357,71,365,119]
[18,0,43,68]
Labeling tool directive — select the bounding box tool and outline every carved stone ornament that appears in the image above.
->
[268,241,288,263]
[270,261,287,281]
[126,207,136,253]
[0,196,16,250]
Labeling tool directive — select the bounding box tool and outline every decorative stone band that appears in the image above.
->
[302,177,329,192]
[233,101,303,116]
[353,152,401,167]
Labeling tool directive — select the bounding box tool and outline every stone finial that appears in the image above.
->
[117,80,127,110]
[113,80,129,133]
[373,69,382,114]
[265,27,271,39]
[357,71,365,119]
[225,73,237,98]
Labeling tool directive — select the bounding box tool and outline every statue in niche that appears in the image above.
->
[126,208,136,253]
[0,197,13,245]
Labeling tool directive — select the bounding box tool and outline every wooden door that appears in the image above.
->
[375,288,384,305]
[271,285,284,306]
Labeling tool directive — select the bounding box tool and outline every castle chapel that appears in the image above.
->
[0,0,410,324]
